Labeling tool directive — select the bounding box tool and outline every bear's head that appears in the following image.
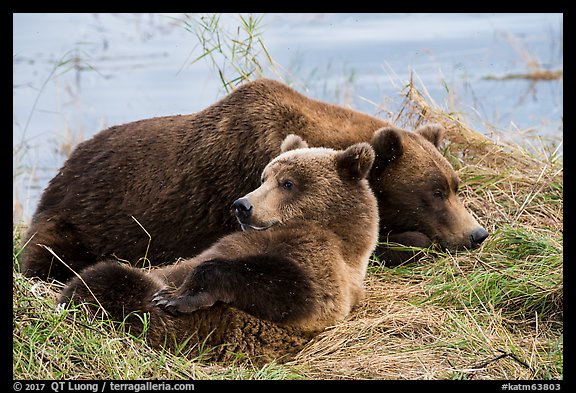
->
[231,134,378,242]
[369,124,489,255]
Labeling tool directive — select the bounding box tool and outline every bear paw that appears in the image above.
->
[151,288,217,315]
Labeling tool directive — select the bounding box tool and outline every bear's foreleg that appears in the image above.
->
[152,255,315,325]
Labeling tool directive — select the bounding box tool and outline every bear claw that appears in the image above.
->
[151,289,178,312]
[152,288,216,315]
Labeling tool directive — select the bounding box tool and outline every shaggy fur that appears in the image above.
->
[22,78,487,281]
[369,125,489,264]
[58,136,379,364]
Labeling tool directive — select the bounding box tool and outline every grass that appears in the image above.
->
[181,13,275,93]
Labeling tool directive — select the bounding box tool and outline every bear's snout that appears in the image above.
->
[232,197,253,222]
[469,227,489,248]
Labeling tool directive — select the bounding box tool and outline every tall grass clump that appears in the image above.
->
[181,13,276,92]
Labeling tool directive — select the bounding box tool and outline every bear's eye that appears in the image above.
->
[433,189,445,199]
[282,180,294,190]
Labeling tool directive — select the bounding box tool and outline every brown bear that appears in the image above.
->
[58,135,379,364]
[20,78,488,282]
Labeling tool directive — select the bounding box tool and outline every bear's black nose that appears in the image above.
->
[232,198,253,221]
[470,227,489,247]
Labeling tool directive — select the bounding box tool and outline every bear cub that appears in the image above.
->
[59,134,379,363]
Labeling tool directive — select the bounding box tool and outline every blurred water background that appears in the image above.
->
[13,13,563,224]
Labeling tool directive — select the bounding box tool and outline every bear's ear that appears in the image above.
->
[415,123,445,149]
[370,127,404,172]
[336,142,375,181]
[281,134,309,153]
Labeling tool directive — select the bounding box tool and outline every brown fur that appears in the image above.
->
[58,137,379,364]
[22,78,487,281]
[369,125,488,260]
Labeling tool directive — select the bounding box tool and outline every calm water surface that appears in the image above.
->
[13,13,563,223]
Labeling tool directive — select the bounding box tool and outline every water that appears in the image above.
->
[13,13,563,224]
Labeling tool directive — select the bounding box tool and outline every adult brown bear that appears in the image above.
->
[58,135,379,364]
[21,78,488,282]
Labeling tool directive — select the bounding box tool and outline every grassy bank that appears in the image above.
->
[12,78,563,380]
